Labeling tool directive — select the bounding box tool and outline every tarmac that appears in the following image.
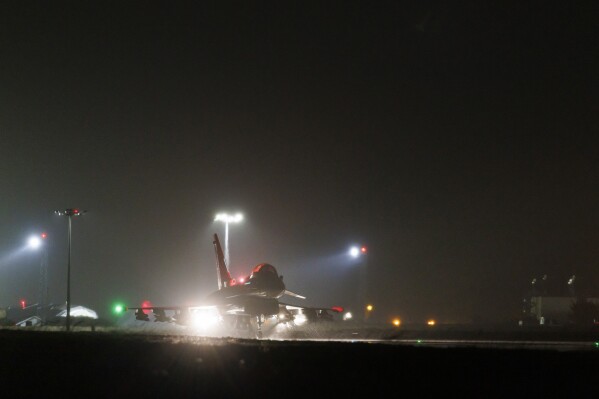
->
[1,324,599,398]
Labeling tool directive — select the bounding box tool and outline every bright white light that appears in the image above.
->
[189,308,221,329]
[277,312,290,322]
[28,236,42,250]
[215,213,244,223]
[214,212,243,268]
[349,246,360,258]
[57,306,98,319]
[274,321,290,333]
[343,312,353,321]
[293,313,307,326]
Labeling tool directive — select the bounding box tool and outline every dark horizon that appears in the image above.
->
[1,1,598,324]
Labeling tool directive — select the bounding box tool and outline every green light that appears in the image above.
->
[594,342,599,348]
[417,339,422,344]
[113,303,126,315]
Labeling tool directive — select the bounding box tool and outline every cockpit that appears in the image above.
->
[250,263,278,277]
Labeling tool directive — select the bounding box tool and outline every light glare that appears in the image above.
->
[28,236,42,250]
[190,308,221,329]
[293,313,307,326]
[215,212,244,223]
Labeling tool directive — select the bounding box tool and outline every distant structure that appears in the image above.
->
[528,296,599,325]
[5,304,99,327]
[16,316,43,327]
[530,274,548,296]
[522,274,598,325]
[56,305,98,319]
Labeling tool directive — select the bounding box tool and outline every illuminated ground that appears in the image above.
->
[1,323,598,397]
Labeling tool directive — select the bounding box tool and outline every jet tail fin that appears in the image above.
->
[213,233,233,290]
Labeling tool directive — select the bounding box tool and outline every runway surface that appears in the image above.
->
[1,325,598,397]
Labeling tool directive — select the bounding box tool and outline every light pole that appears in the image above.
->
[27,233,48,321]
[55,208,86,331]
[349,245,368,321]
[214,212,243,267]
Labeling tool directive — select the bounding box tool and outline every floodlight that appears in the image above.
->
[28,236,42,250]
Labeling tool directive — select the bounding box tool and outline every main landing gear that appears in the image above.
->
[255,314,265,339]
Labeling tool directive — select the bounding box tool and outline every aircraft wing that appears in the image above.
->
[280,303,343,313]
[125,304,221,324]
[126,306,184,311]
[283,290,306,299]
[278,302,344,323]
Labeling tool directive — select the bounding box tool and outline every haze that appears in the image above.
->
[1,2,597,324]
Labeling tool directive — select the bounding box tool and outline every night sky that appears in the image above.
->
[1,1,598,323]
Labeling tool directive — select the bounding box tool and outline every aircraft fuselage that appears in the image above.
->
[205,262,285,317]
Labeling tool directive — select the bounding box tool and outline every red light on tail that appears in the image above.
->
[331,306,344,313]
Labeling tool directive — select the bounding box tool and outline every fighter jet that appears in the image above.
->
[126,233,341,338]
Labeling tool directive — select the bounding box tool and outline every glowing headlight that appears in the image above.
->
[190,309,220,328]
[294,314,307,326]
[278,312,291,321]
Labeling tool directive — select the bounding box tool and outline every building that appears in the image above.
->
[529,296,599,325]
[16,316,43,327]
